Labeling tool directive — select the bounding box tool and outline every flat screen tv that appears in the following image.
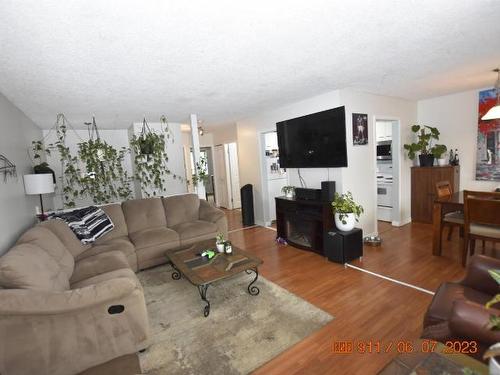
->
[276,106,347,168]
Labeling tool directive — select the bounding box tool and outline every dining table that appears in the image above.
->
[432,191,464,257]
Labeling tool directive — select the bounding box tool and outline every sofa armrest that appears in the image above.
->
[449,300,500,345]
[0,278,138,316]
[460,255,500,296]
[199,199,225,223]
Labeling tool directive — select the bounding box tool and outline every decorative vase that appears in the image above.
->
[216,243,225,253]
[418,154,435,167]
[437,158,447,166]
[285,191,293,198]
[335,213,355,231]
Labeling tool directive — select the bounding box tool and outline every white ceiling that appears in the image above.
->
[0,0,499,129]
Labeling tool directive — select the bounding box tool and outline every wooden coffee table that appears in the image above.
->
[167,239,263,317]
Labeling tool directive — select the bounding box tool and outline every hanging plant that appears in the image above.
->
[130,116,185,197]
[43,114,81,208]
[78,117,133,204]
[137,118,155,155]
[130,127,169,197]
[192,156,209,187]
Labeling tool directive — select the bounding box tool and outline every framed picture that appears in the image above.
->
[352,113,368,146]
[475,88,500,181]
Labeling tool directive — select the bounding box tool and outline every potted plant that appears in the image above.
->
[432,144,448,166]
[331,191,364,231]
[403,125,441,167]
[215,233,225,253]
[281,185,295,198]
[482,270,500,373]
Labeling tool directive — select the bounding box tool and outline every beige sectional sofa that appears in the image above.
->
[0,194,227,375]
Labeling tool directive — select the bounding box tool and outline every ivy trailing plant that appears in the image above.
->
[34,114,82,208]
[130,117,178,197]
[77,116,132,204]
[31,114,133,207]
[78,139,132,204]
[191,156,209,187]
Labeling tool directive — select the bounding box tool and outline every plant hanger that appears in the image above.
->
[84,116,101,141]
[141,117,152,138]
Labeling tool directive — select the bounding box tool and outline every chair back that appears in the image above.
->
[436,181,453,198]
[464,190,500,228]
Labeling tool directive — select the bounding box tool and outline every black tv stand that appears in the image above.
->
[275,196,333,255]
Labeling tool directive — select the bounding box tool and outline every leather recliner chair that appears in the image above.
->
[422,255,500,361]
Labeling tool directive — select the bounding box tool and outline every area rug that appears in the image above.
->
[137,264,333,375]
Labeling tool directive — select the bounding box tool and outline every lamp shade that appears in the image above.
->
[482,104,500,121]
[23,174,55,195]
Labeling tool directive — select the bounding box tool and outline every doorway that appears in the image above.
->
[188,146,216,203]
[374,118,401,233]
[213,142,241,209]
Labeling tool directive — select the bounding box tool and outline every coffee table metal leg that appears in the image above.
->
[171,263,181,280]
[245,268,260,296]
[197,284,210,317]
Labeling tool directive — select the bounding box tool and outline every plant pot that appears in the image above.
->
[490,356,500,375]
[138,139,154,155]
[418,154,435,167]
[437,158,447,166]
[34,164,56,184]
[216,243,225,253]
[285,191,294,198]
[335,213,356,231]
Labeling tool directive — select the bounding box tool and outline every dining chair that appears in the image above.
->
[463,190,500,267]
[435,181,464,242]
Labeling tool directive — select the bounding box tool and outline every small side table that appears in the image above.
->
[324,228,363,264]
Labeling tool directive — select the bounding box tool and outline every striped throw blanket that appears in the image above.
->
[50,206,114,244]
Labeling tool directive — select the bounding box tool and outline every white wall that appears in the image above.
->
[236,89,417,233]
[0,92,42,254]
[417,89,499,192]
[43,128,133,209]
[210,123,238,145]
[130,122,188,197]
[237,90,344,227]
[341,89,417,233]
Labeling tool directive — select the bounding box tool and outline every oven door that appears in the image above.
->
[377,141,392,160]
[377,184,392,207]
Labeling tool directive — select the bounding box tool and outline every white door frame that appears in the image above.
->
[373,116,402,233]
[213,144,229,208]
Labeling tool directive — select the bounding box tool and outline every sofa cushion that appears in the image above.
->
[70,267,139,289]
[17,226,74,279]
[423,282,491,327]
[130,227,180,269]
[71,251,132,285]
[77,236,138,271]
[0,243,69,291]
[122,198,167,233]
[39,219,91,257]
[162,194,200,227]
[171,220,218,246]
[95,203,129,243]
[129,227,179,250]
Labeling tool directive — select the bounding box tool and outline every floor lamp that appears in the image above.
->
[23,173,55,220]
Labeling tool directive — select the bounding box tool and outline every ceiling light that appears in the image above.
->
[198,126,204,136]
[481,68,500,121]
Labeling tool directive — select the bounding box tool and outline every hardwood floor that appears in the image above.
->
[222,209,471,375]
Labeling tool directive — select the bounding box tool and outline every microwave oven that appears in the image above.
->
[377,140,392,160]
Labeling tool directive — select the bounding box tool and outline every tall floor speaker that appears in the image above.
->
[321,181,336,202]
[240,184,255,226]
